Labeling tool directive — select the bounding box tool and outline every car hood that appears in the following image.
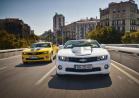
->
[23,47,51,52]
[58,47,109,57]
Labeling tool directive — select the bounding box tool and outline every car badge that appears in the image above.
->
[79,58,87,62]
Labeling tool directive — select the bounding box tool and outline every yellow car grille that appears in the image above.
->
[26,52,44,55]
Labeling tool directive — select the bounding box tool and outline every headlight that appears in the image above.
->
[43,51,49,54]
[97,55,108,61]
[59,56,69,61]
[22,52,27,55]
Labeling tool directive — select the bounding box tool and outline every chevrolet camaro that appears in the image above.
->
[56,39,111,76]
[22,42,58,64]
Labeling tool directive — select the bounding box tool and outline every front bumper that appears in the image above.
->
[22,54,51,62]
[56,60,111,75]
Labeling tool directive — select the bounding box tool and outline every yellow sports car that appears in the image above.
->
[22,42,58,64]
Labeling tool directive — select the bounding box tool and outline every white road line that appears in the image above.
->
[111,63,139,85]
[111,60,139,76]
[35,66,56,86]
[0,55,21,61]
[0,66,7,71]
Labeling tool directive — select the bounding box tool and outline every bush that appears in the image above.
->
[86,26,122,44]
[122,31,139,43]
[0,30,16,49]
[0,30,39,49]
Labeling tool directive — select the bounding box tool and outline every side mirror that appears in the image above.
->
[100,44,106,48]
[59,45,64,49]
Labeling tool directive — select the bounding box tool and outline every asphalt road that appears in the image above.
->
[0,55,139,98]
[109,50,139,73]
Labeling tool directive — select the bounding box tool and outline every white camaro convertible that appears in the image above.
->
[56,39,111,76]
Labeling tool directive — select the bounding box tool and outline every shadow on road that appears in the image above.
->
[48,75,112,90]
[15,62,51,67]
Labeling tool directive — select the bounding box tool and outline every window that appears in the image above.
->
[113,11,116,13]
[123,10,126,12]
[113,9,116,13]
[122,20,125,25]
[64,40,100,49]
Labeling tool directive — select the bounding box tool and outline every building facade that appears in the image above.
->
[63,22,76,41]
[100,0,139,33]
[63,18,99,40]
[53,13,65,32]
[75,18,99,39]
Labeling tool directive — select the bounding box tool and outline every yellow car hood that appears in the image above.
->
[23,47,52,52]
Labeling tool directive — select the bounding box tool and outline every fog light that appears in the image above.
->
[45,56,48,58]
[58,65,62,70]
[104,64,109,69]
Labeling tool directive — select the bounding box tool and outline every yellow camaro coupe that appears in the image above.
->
[22,42,58,64]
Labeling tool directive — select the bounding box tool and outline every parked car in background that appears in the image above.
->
[56,39,111,76]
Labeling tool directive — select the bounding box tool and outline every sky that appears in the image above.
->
[0,0,139,35]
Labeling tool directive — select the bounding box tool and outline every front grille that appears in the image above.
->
[66,67,101,72]
[68,57,98,63]
[26,58,44,60]
[27,52,44,55]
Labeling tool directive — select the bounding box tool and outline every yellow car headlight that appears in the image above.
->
[22,52,27,55]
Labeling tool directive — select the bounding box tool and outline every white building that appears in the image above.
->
[75,18,99,39]
[63,18,99,40]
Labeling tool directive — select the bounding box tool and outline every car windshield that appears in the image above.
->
[31,43,51,48]
[64,40,100,48]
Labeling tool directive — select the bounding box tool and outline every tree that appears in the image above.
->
[87,26,122,44]
[0,30,39,49]
[0,30,17,49]
[122,31,139,43]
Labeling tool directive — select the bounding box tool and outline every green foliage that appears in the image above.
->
[87,26,122,44]
[41,30,64,44]
[122,31,139,43]
[0,30,16,49]
[0,30,39,49]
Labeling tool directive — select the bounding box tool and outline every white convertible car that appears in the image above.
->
[56,39,111,76]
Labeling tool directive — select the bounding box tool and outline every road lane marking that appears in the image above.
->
[111,63,139,85]
[111,60,139,76]
[0,66,7,71]
[35,66,56,85]
[0,55,21,61]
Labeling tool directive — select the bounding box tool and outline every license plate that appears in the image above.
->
[30,56,38,59]
[74,64,92,69]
